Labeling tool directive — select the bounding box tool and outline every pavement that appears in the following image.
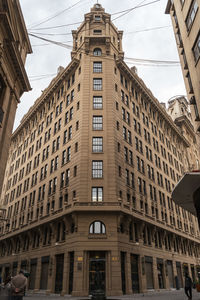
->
[24,289,200,300]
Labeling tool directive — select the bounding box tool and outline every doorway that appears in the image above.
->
[131,254,139,293]
[69,252,74,294]
[55,254,64,293]
[89,251,106,295]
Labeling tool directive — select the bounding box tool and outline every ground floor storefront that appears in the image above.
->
[0,212,199,296]
[0,248,199,296]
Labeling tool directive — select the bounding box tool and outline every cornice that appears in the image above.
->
[11,58,80,139]
[15,0,32,54]
[116,59,190,148]
[0,12,31,93]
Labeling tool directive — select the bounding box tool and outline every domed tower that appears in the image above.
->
[71,3,124,59]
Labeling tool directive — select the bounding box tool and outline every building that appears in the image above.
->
[0,0,32,196]
[0,3,200,296]
[165,0,200,230]
[165,0,200,132]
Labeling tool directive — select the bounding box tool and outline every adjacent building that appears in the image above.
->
[0,0,32,196]
[165,0,200,132]
[0,4,200,296]
[166,0,200,231]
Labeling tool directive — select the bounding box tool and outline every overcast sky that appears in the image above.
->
[14,0,186,130]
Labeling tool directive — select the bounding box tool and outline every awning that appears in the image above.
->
[171,172,200,215]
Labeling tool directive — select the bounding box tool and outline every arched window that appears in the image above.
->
[93,48,102,56]
[89,221,106,234]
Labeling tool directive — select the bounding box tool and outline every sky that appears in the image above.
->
[14,0,187,130]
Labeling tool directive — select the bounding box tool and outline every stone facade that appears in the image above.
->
[0,0,32,196]
[166,0,200,132]
[0,3,200,296]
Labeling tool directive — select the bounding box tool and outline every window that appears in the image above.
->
[93,96,103,109]
[92,161,103,178]
[93,78,102,90]
[186,1,198,31]
[193,33,200,63]
[93,48,102,56]
[89,221,106,234]
[186,72,194,93]
[92,137,103,152]
[94,29,102,34]
[92,187,103,202]
[93,116,103,130]
[93,62,102,73]
[94,15,101,21]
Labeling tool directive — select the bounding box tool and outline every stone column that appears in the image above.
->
[72,250,87,296]
[110,251,122,296]
[47,255,56,294]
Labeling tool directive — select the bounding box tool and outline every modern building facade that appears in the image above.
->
[166,0,200,132]
[0,4,200,296]
[0,0,32,197]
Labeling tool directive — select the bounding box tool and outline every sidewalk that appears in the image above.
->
[24,289,200,299]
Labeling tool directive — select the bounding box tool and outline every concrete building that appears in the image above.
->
[0,3,200,296]
[0,0,32,196]
[165,0,200,132]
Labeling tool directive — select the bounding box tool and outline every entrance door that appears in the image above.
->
[89,252,106,295]
[121,252,126,294]
[40,258,49,290]
[145,262,154,289]
[29,262,37,290]
[55,254,64,293]
[157,263,164,289]
[176,263,183,288]
[131,254,139,293]
[68,252,74,294]
[167,261,174,288]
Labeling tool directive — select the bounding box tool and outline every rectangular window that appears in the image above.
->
[93,78,102,90]
[67,146,71,161]
[93,96,103,109]
[92,161,103,178]
[186,1,198,31]
[95,15,101,21]
[94,29,102,34]
[93,62,102,73]
[92,137,103,152]
[92,187,103,202]
[193,32,200,63]
[93,116,103,130]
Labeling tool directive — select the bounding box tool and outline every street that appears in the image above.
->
[24,289,200,300]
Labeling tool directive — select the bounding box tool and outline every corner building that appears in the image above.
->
[0,4,200,296]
